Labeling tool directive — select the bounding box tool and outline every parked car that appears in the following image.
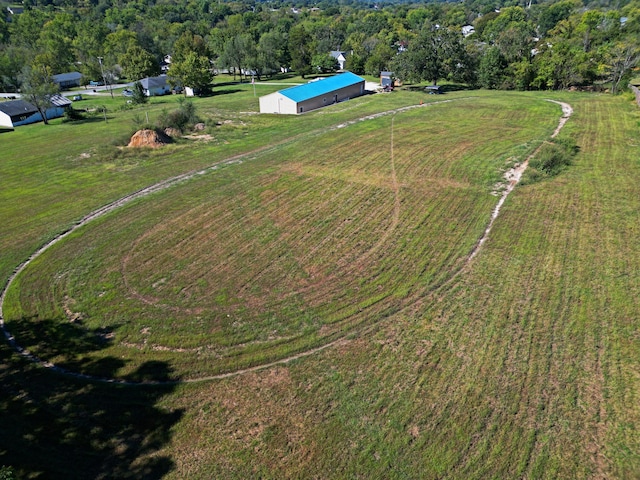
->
[122,89,133,97]
[89,80,104,86]
[72,95,83,101]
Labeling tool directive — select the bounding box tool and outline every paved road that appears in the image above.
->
[0,83,134,100]
[68,83,133,96]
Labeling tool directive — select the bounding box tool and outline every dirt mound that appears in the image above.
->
[128,129,171,148]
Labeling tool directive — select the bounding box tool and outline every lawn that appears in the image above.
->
[1,86,639,479]
[3,94,558,380]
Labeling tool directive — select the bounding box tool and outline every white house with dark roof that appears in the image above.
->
[0,99,39,129]
[0,94,71,129]
[259,72,365,115]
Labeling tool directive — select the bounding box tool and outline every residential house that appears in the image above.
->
[0,94,71,129]
[330,51,349,71]
[0,99,39,129]
[462,25,475,37]
[259,71,366,115]
[139,75,171,96]
[53,71,83,89]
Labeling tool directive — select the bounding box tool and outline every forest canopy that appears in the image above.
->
[0,0,638,93]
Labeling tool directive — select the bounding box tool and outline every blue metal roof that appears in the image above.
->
[279,72,365,103]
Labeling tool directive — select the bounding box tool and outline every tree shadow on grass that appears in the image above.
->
[439,83,477,92]
[0,317,184,479]
[207,88,243,97]
[6,317,126,379]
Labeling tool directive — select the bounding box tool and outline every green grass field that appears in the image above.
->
[1,83,639,478]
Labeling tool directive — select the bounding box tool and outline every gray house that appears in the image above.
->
[53,72,83,89]
[139,75,171,96]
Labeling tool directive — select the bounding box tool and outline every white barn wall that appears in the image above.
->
[0,111,12,129]
[259,92,297,114]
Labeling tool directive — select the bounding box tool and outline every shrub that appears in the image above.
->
[132,81,148,104]
[529,142,572,175]
[519,167,544,186]
[63,106,84,122]
[522,137,578,184]
[157,98,199,132]
[554,136,580,155]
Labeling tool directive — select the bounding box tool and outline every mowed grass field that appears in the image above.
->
[1,84,640,478]
[3,94,557,380]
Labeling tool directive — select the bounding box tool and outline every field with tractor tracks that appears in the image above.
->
[1,84,639,478]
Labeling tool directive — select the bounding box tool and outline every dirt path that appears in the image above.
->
[468,100,573,261]
[0,98,572,385]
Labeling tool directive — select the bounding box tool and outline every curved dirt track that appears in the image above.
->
[468,100,573,261]
[0,98,572,385]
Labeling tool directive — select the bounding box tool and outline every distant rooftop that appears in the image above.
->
[52,72,82,83]
[49,94,72,107]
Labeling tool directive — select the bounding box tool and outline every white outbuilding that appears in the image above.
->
[259,72,366,115]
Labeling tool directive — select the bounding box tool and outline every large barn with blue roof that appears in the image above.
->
[259,72,366,114]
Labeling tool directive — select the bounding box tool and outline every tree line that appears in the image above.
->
[0,0,639,95]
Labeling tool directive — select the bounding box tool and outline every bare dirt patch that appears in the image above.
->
[183,133,214,141]
[63,295,84,323]
[128,129,172,148]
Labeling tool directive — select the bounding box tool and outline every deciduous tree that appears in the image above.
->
[288,24,313,78]
[606,40,640,94]
[219,34,254,81]
[19,64,59,125]
[478,46,506,89]
[312,53,339,73]
[36,13,77,73]
[120,45,159,81]
[392,26,465,85]
[168,51,213,94]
